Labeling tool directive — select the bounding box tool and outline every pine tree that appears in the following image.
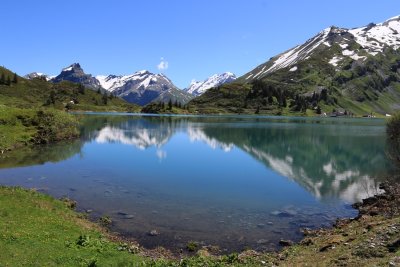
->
[6,76,11,86]
[78,84,85,94]
[102,92,108,105]
[12,73,18,83]
[0,73,4,85]
[168,99,172,110]
[97,88,101,94]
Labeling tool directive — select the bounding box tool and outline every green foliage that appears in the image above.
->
[387,112,400,167]
[0,186,146,266]
[0,66,140,112]
[186,241,199,252]
[190,47,400,116]
[0,106,79,152]
[33,109,79,144]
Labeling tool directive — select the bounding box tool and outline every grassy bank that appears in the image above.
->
[0,183,399,266]
[0,106,79,153]
[0,186,146,266]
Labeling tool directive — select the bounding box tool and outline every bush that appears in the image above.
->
[33,109,79,144]
[387,112,400,167]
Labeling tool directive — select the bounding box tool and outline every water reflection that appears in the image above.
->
[75,115,393,202]
[2,115,394,202]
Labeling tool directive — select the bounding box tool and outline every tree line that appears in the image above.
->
[0,72,18,85]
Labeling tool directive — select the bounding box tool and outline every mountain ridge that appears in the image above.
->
[190,15,400,116]
[185,72,237,96]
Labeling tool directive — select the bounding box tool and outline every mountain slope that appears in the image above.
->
[51,63,101,90]
[0,66,139,112]
[97,70,193,106]
[24,72,51,81]
[241,16,400,81]
[190,15,400,116]
[186,72,236,96]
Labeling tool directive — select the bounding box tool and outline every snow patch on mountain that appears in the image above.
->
[349,16,400,55]
[186,72,236,96]
[245,15,400,79]
[96,70,151,92]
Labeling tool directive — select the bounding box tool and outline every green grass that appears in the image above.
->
[0,66,140,152]
[0,71,139,112]
[0,106,79,152]
[0,186,146,266]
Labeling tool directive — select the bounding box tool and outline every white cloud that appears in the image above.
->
[157,57,168,71]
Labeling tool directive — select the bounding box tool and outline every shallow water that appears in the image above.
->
[0,114,395,252]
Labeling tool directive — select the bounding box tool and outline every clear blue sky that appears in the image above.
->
[1,0,399,88]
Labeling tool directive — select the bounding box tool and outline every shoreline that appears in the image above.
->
[0,181,398,265]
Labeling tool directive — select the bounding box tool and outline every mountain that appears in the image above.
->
[0,66,139,112]
[241,16,400,81]
[24,72,51,81]
[186,72,236,96]
[190,15,400,116]
[51,63,101,90]
[96,70,193,106]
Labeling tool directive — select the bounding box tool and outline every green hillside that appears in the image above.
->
[0,66,140,152]
[189,47,400,117]
[0,67,139,112]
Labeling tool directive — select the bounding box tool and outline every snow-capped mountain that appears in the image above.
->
[51,63,101,90]
[24,72,51,81]
[186,72,236,96]
[243,15,400,80]
[96,70,193,106]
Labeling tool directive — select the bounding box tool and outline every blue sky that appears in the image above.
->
[1,0,399,88]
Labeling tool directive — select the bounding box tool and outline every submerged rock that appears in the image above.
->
[148,230,160,236]
[279,239,294,246]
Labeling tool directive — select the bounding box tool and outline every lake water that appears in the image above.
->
[0,113,396,253]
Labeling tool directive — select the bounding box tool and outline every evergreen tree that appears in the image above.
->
[161,102,165,109]
[78,84,85,94]
[50,91,56,104]
[174,99,178,107]
[97,88,101,94]
[282,97,287,107]
[6,76,11,86]
[12,73,18,83]
[0,73,4,85]
[168,99,172,110]
[316,106,322,114]
[255,105,260,114]
[102,92,108,105]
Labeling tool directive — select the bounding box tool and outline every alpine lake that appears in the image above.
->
[0,113,397,253]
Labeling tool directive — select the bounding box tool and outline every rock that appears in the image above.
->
[270,210,295,217]
[117,211,128,216]
[196,249,210,257]
[124,215,135,219]
[270,210,281,216]
[267,221,273,225]
[319,244,333,252]
[279,239,293,246]
[148,230,160,236]
[300,238,313,246]
[257,239,268,244]
[86,209,93,213]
